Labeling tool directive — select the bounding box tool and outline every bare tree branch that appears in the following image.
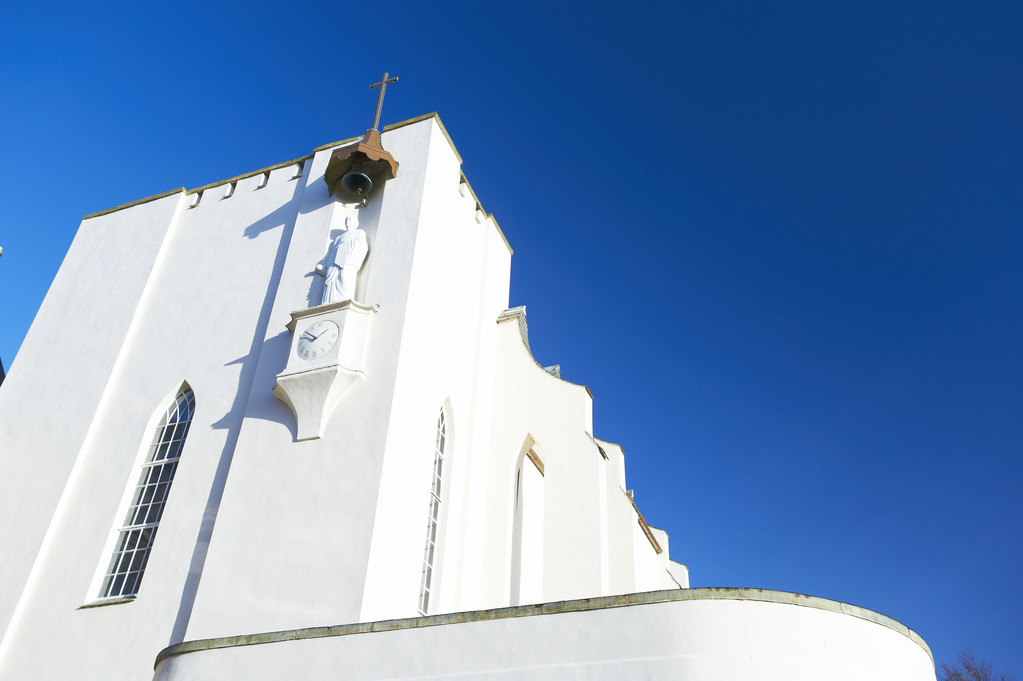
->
[939,648,1017,681]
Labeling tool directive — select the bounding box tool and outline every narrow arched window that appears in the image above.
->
[418,406,446,615]
[510,443,544,606]
[99,385,195,599]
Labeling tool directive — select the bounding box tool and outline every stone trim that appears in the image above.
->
[497,306,530,352]
[526,448,545,475]
[154,586,933,670]
[496,307,594,399]
[594,436,625,457]
[77,595,135,609]
[586,432,609,460]
[625,489,663,554]
[312,112,449,156]
[457,171,513,255]
[82,188,185,220]
[184,155,313,196]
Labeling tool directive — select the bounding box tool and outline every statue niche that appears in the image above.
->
[318,213,369,305]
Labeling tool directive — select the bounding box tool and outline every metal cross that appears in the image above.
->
[369,72,398,132]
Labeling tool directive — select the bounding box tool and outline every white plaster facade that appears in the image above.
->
[0,114,933,680]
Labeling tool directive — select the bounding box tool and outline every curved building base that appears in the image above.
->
[156,588,935,680]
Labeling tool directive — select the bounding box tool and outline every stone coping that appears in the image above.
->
[155,587,932,670]
[82,187,187,220]
[496,308,595,399]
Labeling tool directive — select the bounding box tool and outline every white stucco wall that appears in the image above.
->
[510,452,545,605]
[178,119,436,639]
[154,589,936,681]
[0,191,183,647]
[165,117,516,642]
[0,115,526,681]
[480,312,678,608]
[359,119,512,623]
[0,158,307,680]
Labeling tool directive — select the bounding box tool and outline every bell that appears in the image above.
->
[340,170,373,197]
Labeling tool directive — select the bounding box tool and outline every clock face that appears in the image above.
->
[296,320,340,361]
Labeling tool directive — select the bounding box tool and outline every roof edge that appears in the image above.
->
[80,113,500,231]
[82,188,185,220]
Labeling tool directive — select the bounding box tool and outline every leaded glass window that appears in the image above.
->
[418,407,446,615]
[99,386,195,599]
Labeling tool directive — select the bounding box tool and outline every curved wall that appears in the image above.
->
[156,588,935,681]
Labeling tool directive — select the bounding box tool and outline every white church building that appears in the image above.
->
[0,106,935,679]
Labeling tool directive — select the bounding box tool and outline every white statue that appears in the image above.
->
[319,213,369,304]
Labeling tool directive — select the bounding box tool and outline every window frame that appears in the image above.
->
[418,406,448,615]
[87,383,195,604]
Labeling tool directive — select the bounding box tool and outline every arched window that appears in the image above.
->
[510,440,544,606]
[418,406,446,615]
[99,385,195,599]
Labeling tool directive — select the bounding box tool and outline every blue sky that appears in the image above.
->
[2,0,1020,674]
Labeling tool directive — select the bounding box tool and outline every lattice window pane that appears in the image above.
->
[99,387,194,599]
[419,407,447,615]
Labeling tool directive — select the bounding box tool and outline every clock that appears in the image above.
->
[274,300,378,440]
[296,320,339,360]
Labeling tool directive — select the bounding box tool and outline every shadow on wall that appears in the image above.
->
[169,185,306,647]
[168,172,391,646]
